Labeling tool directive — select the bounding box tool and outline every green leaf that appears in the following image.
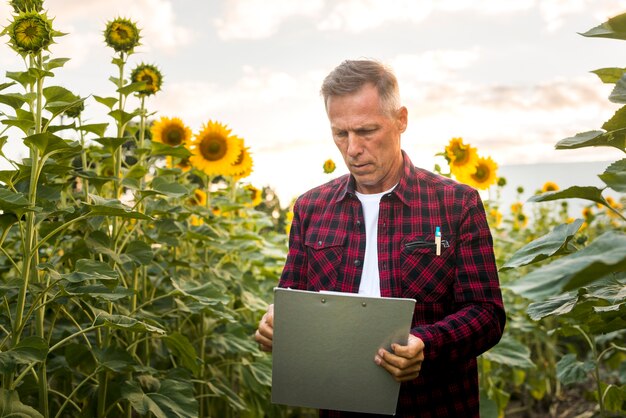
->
[43,86,76,103]
[93,95,118,109]
[479,389,499,418]
[0,188,32,215]
[95,347,136,373]
[96,312,166,335]
[109,109,138,126]
[0,82,16,92]
[205,379,247,411]
[23,132,81,159]
[164,333,200,375]
[0,388,44,418]
[64,284,133,301]
[481,334,535,369]
[591,67,626,84]
[151,142,192,158]
[610,73,626,104]
[84,195,152,220]
[603,384,626,413]
[527,186,607,206]
[117,81,148,95]
[62,259,119,287]
[6,70,36,88]
[2,117,36,135]
[11,336,49,363]
[556,130,626,152]
[599,158,626,192]
[124,240,154,266]
[93,136,129,152]
[151,177,189,198]
[44,58,71,71]
[507,232,626,300]
[501,220,583,271]
[170,276,231,306]
[78,123,108,137]
[603,105,626,131]
[556,354,594,385]
[0,93,28,109]
[580,12,626,40]
[122,378,198,418]
[527,290,580,321]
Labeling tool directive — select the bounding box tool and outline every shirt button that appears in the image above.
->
[356,221,361,227]
[317,240,322,246]
[354,259,361,266]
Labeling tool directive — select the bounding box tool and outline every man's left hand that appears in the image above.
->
[375,334,424,382]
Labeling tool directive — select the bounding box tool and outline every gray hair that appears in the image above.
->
[320,59,401,116]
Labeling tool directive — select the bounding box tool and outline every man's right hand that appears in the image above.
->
[254,304,274,352]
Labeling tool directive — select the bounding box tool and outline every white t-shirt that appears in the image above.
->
[355,185,396,297]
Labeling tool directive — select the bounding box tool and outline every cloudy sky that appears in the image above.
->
[2,0,626,203]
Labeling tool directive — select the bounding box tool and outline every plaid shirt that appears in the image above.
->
[279,151,505,418]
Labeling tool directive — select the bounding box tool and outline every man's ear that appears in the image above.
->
[396,106,408,133]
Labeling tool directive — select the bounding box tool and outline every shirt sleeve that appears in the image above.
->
[411,188,506,362]
[278,198,308,290]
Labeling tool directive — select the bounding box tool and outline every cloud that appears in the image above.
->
[538,0,626,32]
[46,0,193,51]
[391,48,482,83]
[214,0,324,40]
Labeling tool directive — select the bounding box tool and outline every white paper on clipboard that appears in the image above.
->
[271,287,416,415]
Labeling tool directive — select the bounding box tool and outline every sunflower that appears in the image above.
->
[445,137,479,176]
[151,117,192,147]
[188,121,243,176]
[166,156,191,172]
[510,202,523,213]
[187,189,207,207]
[541,181,559,193]
[513,212,528,229]
[10,0,43,12]
[104,17,140,53]
[3,11,55,55]
[489,208,502,228]
[457,156,498,190]
[131,63,163,96]
[323,159,336,174]
[228,139,253,179]
[285,210,294,236]
[189,215,204,226]
[243,184,262,207]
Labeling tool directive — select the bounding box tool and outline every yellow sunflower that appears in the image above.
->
[4,11,55,55]
[513,212,528,230]
[489,208,503,228]
[188,121,243,176]
[131,63,163,96]
[511,202,523,213]
[445,137,479,176]
[189,215,203,226]
[187,189,207,207]
[285,210,294,236]
[457,156,498,190]
[243,184,263,207]
[541,181,559,193]
[323,159,336,174]
[228,139,253,180]
[151,117,192,147]
[104,17,140,53]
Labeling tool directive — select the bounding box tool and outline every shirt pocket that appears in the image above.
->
[400,234,456,303]
[304,230,347,291]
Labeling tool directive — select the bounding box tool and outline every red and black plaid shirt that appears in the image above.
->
[279,151,505,418]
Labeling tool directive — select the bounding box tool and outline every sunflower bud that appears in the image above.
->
[3,10,55,55]
[130,63,163,96]
[10,0,43,13]
[64,99,84,119]
[104,17,140,53]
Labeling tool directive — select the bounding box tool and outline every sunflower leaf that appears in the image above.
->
[5,70,36,88]
[84,195,152,220]
[2,117,35,134]
[150,177,189,198]
[555,130,626,151]
[108,109,139,126]
[23,132,81,159]
[599,158,626,192]
[93,136,130,152]
[591,67,626,84]
[78,123,109,137]
[117,81,147,96]
[151,142,192,158]
[527,186,607,206]
[609,73,626,104]
[0,82,16,92]
[0,93,28,109]
[580,12,626,40]
[93,95,118,109]
[44,58,70,71]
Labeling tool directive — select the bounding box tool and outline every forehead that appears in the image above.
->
[327,84,386,126]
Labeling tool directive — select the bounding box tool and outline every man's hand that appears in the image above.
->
[375,334,424,382]
[254,304,274,352]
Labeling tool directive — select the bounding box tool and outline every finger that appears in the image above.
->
[254,329,273,351]
[375,353,421,382]
[266,304,274,327]
[391,335,424,359]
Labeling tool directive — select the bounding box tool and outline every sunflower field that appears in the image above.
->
[0,1,625,417]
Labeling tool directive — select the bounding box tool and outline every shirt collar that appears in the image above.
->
[335,150,417,206]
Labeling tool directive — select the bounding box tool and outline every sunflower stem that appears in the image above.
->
[78,114,90,203]
[206,175,212,211]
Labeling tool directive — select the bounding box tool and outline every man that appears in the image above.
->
[255,59,505,417]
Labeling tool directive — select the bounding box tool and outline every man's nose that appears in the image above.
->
[346,132,364,157]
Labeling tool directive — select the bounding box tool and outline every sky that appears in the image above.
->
[1,0,626,205]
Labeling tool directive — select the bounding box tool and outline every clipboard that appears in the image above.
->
[271,287,416,415]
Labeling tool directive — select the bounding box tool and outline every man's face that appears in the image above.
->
[327,83,407,194]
